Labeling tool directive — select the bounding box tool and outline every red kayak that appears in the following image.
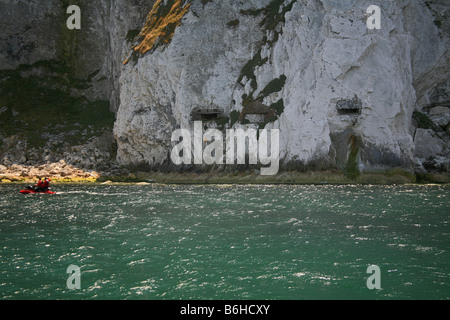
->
[20,188,56,195]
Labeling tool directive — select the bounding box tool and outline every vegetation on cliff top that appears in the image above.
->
[124,0,191,64]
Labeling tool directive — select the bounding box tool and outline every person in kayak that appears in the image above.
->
[41,177,51,191]
[35,178,44,191]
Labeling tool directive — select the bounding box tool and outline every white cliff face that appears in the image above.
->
[114,0,449,173]
[115,0,273,167]
[96,0,157,111]
[272,0,416,170]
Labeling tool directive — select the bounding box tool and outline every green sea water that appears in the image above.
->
[0,183,448,300]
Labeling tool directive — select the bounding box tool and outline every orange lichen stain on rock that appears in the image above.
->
[124,0,191,65]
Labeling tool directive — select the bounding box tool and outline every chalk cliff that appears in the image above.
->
[113,0,449,177]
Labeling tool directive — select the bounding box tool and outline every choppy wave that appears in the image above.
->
[0,183,448,299]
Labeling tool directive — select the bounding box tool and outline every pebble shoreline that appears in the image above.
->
[0,160,103,183]
[1,161,449,185]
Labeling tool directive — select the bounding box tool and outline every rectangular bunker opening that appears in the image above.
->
[191,108,223,121]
